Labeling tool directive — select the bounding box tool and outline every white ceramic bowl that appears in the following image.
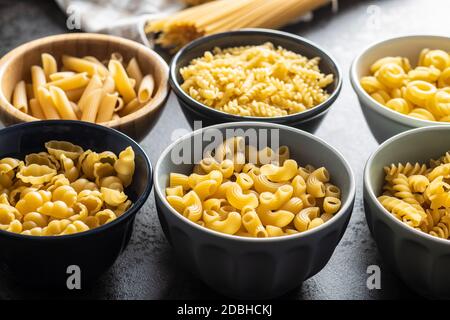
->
[350,35,450,144]
[364,125,450,298]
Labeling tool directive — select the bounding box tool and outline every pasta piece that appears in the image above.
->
[49,86,78,120]
[12,80,28,113]
[114,147,135,187]
[138,74,155,103]
[45,72,90,91]
[31,65,47,99]
[45,140,83,160]
[29,98,45,119]
[126,57,143,89]
[62,55,98,76]
[37,87,61,120]
[80,89,103,123]
[96,93,118,123]
[41,53,58,79]
[108,60,136,103]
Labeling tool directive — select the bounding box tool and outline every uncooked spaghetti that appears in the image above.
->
[146,0,331,51]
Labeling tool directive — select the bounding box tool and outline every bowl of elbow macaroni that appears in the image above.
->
[0,120,152,288]
[0,33,170,142]
[351,35,450,143]
[364,125,450,298]
[154,122,355,299]
[170,29,342,133]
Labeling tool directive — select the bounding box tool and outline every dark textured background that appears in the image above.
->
[0,0,448,300]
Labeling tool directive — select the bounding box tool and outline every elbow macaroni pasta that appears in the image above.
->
[360,48,450,122]
[165,138,342,237]
[378,150,450,239]
[0,141,135,236]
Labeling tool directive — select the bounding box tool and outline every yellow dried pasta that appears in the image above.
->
[360,48,450,122]
[379,150,450,239]
[180,42,333,117]
[165,138,342,238]
[0,141,135,236]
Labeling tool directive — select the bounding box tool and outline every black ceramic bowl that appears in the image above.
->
[170,28,342,132]
[0,120,152,288]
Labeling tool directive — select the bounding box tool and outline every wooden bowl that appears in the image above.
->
[0,33,170,141]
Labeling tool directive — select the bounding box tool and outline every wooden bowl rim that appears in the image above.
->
[0,33,170,128]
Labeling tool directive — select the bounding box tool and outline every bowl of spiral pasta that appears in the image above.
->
[350,35,450,143]
[0,120,152,288]
[170,29,342,132]
[0,33,170,142]
[364,125,450,298]
[154,122,355,299]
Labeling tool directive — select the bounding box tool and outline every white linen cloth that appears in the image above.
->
[55,0,186,47]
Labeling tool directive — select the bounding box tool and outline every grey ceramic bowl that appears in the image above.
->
[364,125,450,298]
[350,35,450,144]
[154,122,355,299]
[170,29,342,133]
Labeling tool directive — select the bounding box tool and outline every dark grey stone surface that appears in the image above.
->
[0,0,447,300]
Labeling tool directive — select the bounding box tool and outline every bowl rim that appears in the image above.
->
[155,121,356,243]
[0,33,170,128]
[364,125,450,246]
[0,120,153,240]
[169,28,343,121]
[350,34,450,127]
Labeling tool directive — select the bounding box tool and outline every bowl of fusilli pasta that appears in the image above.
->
[170,29,342,132]
[154,122,355,299]
[0,120,153,288]
[364,125,450,298]
[351,35,450,144]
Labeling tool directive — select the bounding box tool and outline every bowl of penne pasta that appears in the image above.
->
[350,35,450,144]
[0,33,170,141]
[0,120,153,288]
[170,29,342,132]
[154,122,355,299]
[364,125,450,298]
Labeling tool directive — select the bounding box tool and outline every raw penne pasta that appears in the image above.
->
[77,74,103,111]
[41,53,58,80]
[37,87,60,119]
[119,98,141,117]
[29,98,45,119]
[9,51,155,124]
[49,86,78,120]
[49,71,76,81]
[80,89,103,122]
[108,60,136,103]
[102,76,115,94]
[115,97,125,112]
[82,56,109,77]
[138,74,155,103]
[62,55,98,76]
[12,80,28,113]
[65,87,86,102]
[45,72,90,91]
[97,93,119,123]
[126,57,143,89]
[31,65,47,99]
